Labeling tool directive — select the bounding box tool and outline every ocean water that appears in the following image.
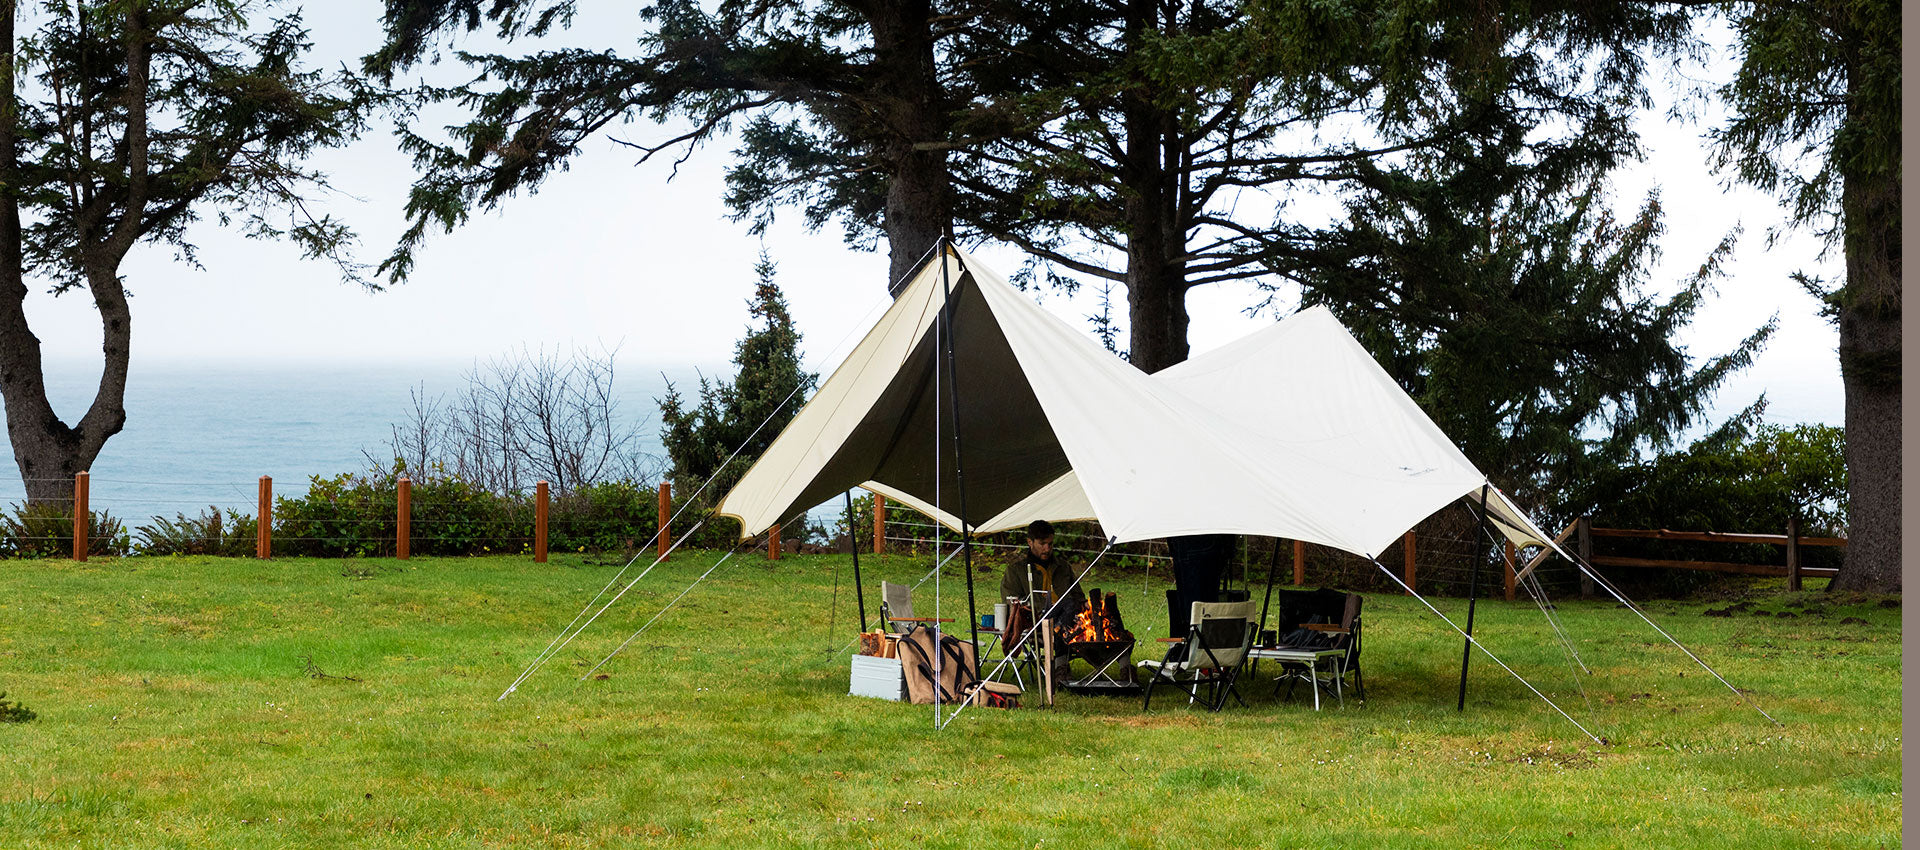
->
[0,361,686,524]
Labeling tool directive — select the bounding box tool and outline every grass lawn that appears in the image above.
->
[0,551,1900,848]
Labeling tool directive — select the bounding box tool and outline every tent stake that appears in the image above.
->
[847,490,869,633]
[1458,483,1489,711]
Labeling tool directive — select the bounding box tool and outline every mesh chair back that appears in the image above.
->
[1185,600,1256,670]
[882,582,914,632]
[1340,593,1362,630]
[1340,593,1364,668]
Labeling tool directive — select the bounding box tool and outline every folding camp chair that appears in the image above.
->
[1269,590,1365,704]
[881,581,953,633]
[1139,600,1257,712]
[1166,587,1250,639]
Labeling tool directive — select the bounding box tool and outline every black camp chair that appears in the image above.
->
[1139,601,1257,712]
[1267,589,1365,703]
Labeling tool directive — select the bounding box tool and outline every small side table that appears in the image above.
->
[1248,647,1346,710]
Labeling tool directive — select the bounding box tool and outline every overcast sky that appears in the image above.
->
[21,3,1843,432]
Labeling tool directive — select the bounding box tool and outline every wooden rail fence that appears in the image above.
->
[56,472,1847,595]
[1581,516,1840,593]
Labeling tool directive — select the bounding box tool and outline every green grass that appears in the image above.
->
[0,552,1900,848]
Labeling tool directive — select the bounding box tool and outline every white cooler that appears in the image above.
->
[849,654,904,701]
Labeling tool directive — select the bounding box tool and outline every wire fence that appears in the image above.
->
[0,472,683,559]
[5,474,1823,603]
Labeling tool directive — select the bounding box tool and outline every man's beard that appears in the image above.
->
[1030,549,1054,566]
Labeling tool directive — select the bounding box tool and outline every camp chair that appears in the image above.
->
[990,601,1043,690]
[895,625,1022,708]
[880,581,953,634]
[1271,590,1365,703]
[1165,587,1251,640]
[1139,600,1257,712]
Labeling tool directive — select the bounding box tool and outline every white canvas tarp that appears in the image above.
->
[715,245,1553,559]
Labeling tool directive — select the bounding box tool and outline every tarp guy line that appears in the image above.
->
[500,246,934,702]
[580,499,823,681]
[1453,500,1594,692]
[580,548,743,682]
[1523,569,1591,675]
[1545,541,1782,727]
[1366,558,1605,745]
[938,540,1116,730]
[1520,570,1597,720]
[498,518,707,700]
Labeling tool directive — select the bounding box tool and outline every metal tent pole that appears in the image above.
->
[935,238,981,653]
[1457,483,1490,711]
[847,490,869,633]
[1257,537,1282,637]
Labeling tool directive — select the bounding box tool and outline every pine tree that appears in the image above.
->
[0,1,371,503]
[1290,129,1771,516]
[658,254,817,504]
[1709,0,1899,592]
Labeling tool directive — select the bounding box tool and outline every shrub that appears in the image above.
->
[0,503,127,559]
[274,472,399,558]
[1580,421,1846,596]
[133,508,257,557]
[253,469,684,558]
[549,480,658,555]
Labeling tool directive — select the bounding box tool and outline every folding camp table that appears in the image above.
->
[1248,646,1346,709]
[974,627,1033,691]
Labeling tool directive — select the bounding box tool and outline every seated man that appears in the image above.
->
[999,520,1086,627]
[999,520,1084,684]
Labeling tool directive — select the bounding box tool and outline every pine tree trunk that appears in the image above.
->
[1120,0,1189,373]
[0,1,131,505]
[1828,124,1901,593]
[1126,236,1190,372]
[868,1,950,297]
[0,0,73,505]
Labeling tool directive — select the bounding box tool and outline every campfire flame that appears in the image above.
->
[1068,590,1133,644]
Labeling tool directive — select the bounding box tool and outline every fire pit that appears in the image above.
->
[1063,589,1140,694]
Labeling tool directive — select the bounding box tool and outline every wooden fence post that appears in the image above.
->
[72,471,88,562]
[1403,530,1416,594]
[1576,515,1593,598]
[657,481,671,559]
[1503,540,1516,602]
[396,477,411,560]
[769,523,782,560]
[257,476,272,559]
[1292,539,1305,586]
[872,494,886,556]
[1781,514,1797,590]
[534,480,548,564]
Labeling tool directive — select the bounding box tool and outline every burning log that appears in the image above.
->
[1068,591,1133,645]
[1062,591,1139,690]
